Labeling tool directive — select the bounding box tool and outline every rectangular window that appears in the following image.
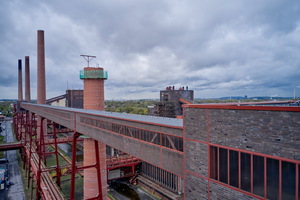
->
[267,158,279,200]
[210,146,299,199]
[210,146,218,180]
[241,153,251,192]
[219,148,228,184]
[298,164,300,200]
[229,150,238,188]
[253,155,264,197]
[282,161,295,200]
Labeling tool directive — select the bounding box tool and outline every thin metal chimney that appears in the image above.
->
[25,56,31,102]
[18,59,23,101]
[37,30,46,104]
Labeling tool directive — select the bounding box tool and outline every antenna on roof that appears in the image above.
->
[80,55,96,67]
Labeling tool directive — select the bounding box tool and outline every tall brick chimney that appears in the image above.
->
[37,30,46,104]
[80,66,108,199]
[18,59,23,101]
[25,56,31,102]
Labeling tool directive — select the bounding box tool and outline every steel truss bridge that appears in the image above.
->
[12,102,184,199]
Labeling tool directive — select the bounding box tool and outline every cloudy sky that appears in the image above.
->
[0,0,300,100]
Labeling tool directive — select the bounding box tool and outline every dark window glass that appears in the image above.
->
[282,161,295,200]
[298,164,300,200]
[219,148,228,184]
[241,153,251,192]
[210,146,218,179]
[230,150,238,188]
[253,155,264,197]
[178,138,183,151]
[267,158,279,200]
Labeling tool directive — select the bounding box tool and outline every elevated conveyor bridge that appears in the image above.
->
[15,102,184,199]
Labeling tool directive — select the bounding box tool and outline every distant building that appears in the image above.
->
[66,89,83,108]
[47,90,83,109]
[153,86,194,118]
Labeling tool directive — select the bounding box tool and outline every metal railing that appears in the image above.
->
[79,69,108,79]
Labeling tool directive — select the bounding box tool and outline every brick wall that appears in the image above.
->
[183,106,300,199]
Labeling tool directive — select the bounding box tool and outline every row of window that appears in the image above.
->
[141,162,181,193]
[210,146,299,200]
[80,116,183,151]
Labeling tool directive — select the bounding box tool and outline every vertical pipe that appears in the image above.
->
[228,150,230,185]
[18,59,23,101]
[37,30,46,104]
[207,145,211,200]
[264,157,267,199]
[27,113,34,188]
[25,56,31,102]
[217,147,220,181]
[70,132,79,200]
[53,122,61,187]
[250,154,253,193]
[295,163,298,200]
[279,160,282,200]
[94,140,103,198]
[36,117,44,200]
[238,151,241,189]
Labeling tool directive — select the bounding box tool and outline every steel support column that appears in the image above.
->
[70,132,80,200]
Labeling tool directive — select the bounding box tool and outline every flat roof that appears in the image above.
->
[183,101,300,111]
[22,103,183,129]
[80,108,183,128]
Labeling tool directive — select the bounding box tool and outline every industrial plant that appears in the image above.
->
[0,30,299,200]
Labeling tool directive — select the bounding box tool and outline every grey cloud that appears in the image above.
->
[0,0,299,99]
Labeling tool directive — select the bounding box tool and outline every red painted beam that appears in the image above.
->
[183,101,300,112]
[0,142,23,151]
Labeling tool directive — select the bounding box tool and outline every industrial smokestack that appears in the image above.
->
[18,59,23,101]
[25,56,31,102]
[80,66,108,199]
[37,30,46,104]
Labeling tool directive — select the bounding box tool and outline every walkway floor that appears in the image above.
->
[2,119,25,200]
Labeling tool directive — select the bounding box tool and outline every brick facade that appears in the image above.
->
[183,105,300,199]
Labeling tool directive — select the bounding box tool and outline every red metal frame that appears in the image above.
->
[208,144,300,200]
[183,102,300,112]
[70,132,79,200]
[80,115,183,152]
[264,157,267,199]
[26,112,37,190]
[14,105,178,199]
[69,132,105,200]
[13,110,72,200]
[94,140,103,198]
[296,163,299,200]
[36,116,44,199]
[279,160,282,200]
[250,154,253,194]
[227,149,230,185]
[106,156,141,170]
[238,151,241,189]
